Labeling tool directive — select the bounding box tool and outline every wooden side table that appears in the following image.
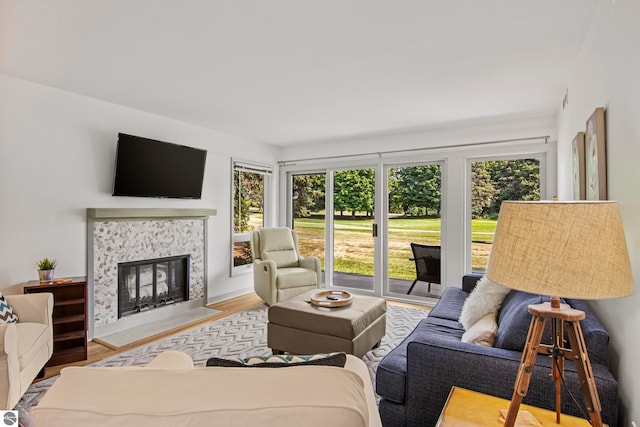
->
[24,277,88,366]
[436,387,594,427]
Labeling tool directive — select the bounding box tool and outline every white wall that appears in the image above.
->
[0,74,279,302]
[556,0,640,424]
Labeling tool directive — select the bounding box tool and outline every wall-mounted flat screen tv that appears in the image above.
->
[112,133,207,199]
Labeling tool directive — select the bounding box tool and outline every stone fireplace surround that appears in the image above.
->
[87,208,216,340]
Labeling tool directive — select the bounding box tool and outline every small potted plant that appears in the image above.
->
[35,257,57,282]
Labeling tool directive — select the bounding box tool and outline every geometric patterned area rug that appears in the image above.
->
[16,303,429,426]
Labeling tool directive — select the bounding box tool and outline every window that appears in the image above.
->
[231,160,273,275]
[291,173,326,267]
[470,158,541,272]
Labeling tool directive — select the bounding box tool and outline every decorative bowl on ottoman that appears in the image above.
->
[310,290,353,307]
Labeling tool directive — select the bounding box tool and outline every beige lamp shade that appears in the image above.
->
[485,201,633,300]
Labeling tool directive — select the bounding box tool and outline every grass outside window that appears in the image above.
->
[294,215,496,279]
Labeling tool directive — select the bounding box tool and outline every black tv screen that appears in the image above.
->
[112,133,207,199]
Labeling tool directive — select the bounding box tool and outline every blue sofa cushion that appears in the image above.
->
[565,298,610,366]
[495,291,550,351]
[376,319,419,404]
[428,287,468,322]
[495,291,609,366]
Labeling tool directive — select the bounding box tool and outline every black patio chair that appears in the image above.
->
[407,243,441,295]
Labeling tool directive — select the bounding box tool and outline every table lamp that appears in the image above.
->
[485,200,633,427]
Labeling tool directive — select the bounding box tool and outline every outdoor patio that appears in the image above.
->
[328,272,444,299]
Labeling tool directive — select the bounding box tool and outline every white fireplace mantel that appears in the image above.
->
[87,208,213,340]
[87,208,217,222]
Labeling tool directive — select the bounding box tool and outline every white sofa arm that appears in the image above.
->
[299,256,322,288]
[6,293,53,326]
[0,293,53,410]
[253,259,278,306]
[0,323,17,356]
[0,323,20,410]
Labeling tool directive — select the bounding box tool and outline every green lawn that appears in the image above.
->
[471,219,497,244]
[293,215,496,279]
[242,210,494,276]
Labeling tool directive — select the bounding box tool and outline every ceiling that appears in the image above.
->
[0,0,599,146]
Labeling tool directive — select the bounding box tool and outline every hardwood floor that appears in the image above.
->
[39,292,429,380]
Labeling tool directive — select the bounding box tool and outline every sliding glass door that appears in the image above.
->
[291,173,326,284]
[290,163,441,301]
[329,167,376,292]
[290,168,377,292]
[385,163,443,298]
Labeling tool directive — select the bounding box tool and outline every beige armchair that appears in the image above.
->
[0,292,53,410]
[250,227,322,305]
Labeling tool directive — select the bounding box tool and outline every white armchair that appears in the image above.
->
[0,292,53,410]
[250,227,322,306]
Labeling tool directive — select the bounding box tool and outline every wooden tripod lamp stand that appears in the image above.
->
[486,201,633,427]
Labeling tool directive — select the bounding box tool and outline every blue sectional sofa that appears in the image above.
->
[376,276,619,427]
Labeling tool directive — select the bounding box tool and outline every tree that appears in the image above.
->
[387,172,402,214]
[389,165,441,217]
[334,169,375,218]
[471,162,495,218]
[292,174,325,218]
[233,170,264,233]
[233,171,250,233]
[485,159,540,214]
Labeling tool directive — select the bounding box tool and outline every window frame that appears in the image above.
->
[230,159,273,276]
[465,152,548,274]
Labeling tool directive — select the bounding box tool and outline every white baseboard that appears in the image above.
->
[207,287,254,305]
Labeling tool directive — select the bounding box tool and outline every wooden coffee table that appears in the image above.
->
[436,387,595,427]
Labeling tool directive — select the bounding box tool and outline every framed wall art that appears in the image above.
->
[572,131,585,200]
[585,107,607,200]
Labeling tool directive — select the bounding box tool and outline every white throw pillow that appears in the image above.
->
[461,312,498,347]
[458,276,510,331]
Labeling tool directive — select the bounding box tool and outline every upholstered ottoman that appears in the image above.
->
[267,290,387,358]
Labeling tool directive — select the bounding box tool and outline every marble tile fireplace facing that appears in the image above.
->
[87,208,216,339]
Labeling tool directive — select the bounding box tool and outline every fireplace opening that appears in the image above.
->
[118,255,190,319]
